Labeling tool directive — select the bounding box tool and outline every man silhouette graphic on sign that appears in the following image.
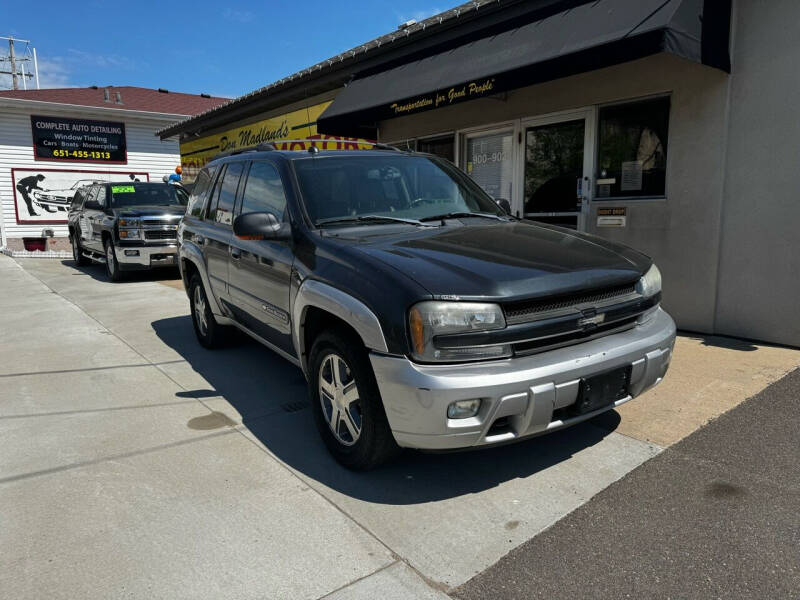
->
[16,174,45,217]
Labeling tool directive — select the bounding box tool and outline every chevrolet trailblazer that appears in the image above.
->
[178,142,675,470]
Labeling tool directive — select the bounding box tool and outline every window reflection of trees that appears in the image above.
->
[598,97,670,197]
[524,120,584,213]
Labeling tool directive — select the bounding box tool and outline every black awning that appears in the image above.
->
[318,0,731,137]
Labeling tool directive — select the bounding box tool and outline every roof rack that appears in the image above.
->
[211,139,406,161]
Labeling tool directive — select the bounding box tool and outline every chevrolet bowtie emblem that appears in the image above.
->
[578,312,606,328]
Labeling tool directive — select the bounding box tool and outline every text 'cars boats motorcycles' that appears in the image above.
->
[178,141,675,470]
[68,182,188,281]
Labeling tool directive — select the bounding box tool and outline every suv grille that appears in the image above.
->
[504,283,637,325]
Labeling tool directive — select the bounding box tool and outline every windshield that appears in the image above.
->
[108,183,188,208]
[292,154,504,226]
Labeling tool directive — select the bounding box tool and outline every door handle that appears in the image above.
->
[230,247,242,260]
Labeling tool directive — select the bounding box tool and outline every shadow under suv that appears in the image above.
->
[178,141,675,470]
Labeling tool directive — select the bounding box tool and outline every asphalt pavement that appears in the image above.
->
[455,367,800,600]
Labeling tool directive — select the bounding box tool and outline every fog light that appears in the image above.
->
[447,399,481,419]
[124,250,140,257]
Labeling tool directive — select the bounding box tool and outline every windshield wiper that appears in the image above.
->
[419,212,506,223]
[316,214,433,227]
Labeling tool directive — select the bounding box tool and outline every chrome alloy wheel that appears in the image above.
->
[193,284,209,337]
[106,243,116,275]
[318,353,362,446]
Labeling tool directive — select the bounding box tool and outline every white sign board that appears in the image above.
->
[11,168,148,224]
[620,160,643,191]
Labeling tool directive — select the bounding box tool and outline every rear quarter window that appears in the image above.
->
[186,167,215,218]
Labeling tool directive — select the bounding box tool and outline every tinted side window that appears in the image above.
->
[95,186,107,208]
[71,189,86,211]
[187,168,214,218]
[211,162,243,226]
[85,186,99,207]
[239,161,287,220]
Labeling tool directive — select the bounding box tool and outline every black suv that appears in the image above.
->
[179,142,675,469]
[68,182,188,281]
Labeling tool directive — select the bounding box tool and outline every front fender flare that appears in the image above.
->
[293,279,389,375]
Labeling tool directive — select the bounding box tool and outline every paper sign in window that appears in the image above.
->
[621,161,643,191]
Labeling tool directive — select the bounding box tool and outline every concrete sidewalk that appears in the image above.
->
[455,367,800,599]
[1,255,798,599]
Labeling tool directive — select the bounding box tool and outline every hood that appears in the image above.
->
[351,221,650,301]
[112,205,186,218]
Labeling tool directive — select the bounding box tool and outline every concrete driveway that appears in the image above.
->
[1,255,797,599]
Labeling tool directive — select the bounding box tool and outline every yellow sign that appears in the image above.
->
[179,101,371,182]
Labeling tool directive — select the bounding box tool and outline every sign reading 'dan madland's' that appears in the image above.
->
[31,115,127,164]
[389,78,498,117]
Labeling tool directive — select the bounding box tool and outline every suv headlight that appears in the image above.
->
[636,264,662,298]
[636,264,662,324]
[408,301,511,362]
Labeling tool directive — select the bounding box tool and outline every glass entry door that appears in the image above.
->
[464,130,514,208]
[523,115,592,229]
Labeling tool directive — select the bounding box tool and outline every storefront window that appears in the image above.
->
[597,97,670,198]
[417,135,455,162]
[524,119,585,222]
[464,131,513,203]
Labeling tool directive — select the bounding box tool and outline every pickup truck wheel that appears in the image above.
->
[308,329,399,470]
[72,234,89,266]
[189,274,226,349]
[104,239,123,282]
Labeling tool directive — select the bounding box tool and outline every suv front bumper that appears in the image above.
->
[114,244,178,270]
[370,307,676,450]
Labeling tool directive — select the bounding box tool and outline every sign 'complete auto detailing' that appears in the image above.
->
[31,115,127,164]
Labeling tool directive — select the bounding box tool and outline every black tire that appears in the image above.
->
[71,232,89,266]
[189,273,226,349]
[104,238,124,282]
[308,328,399,470]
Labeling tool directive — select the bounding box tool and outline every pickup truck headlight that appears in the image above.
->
[636,264,662,298]
[119,218,143,240]
[408,301,511,362]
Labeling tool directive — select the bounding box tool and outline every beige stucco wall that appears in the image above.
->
[378,53,731,335]
[713,0,800,347]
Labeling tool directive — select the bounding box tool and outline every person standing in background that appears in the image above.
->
[168,166,182,184]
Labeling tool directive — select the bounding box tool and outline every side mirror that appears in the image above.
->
[84,200,101,210]
[233,212,290,241]
[494,198,511,213]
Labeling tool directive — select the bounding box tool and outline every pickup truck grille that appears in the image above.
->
[142,218,175,227]
[144,229,177,240]
[504,283,637,325]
